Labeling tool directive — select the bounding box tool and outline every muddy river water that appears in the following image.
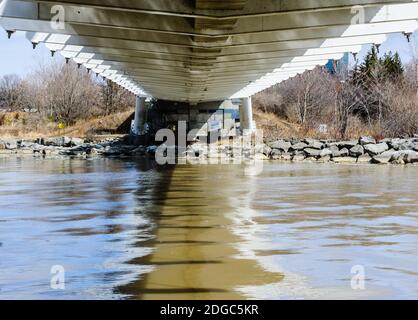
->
[0,158,418,299]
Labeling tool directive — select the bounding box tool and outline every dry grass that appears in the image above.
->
[254,108,382,141]
[58,110,133,137]
[0,110,133,139]
[253,110,301,141]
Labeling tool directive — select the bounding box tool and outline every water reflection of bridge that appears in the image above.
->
[117,163,283,300]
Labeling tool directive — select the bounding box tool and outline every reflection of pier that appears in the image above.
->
[117,164,283,300]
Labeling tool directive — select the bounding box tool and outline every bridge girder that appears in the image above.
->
[0,0,417,102]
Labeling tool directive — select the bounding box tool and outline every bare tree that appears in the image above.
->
[379,77,418,137]
[99,79,134,115]
[43,62,100,125]
[279,68,335,128]
[334,78,371,139]
[253,87,284,114]
[0,74,25,111]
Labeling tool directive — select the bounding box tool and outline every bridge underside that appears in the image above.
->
[0,0,418,105]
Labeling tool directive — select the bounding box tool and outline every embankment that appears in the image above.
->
[1,135,418,165]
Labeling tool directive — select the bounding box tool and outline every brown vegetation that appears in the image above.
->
[253,111,301,141]
[0,110,133,139]
[254,47,418,140]
[0,61,134,133]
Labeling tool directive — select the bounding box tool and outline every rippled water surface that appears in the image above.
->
[1,158,418,299]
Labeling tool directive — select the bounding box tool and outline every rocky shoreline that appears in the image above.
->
[0,137,145,159]
[1,135,418,165]
[258,136,418,165]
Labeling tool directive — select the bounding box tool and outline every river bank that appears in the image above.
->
[1,135,418,165]
[260,136,418,165]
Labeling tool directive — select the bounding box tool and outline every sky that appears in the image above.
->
[0,31,62,77]
[0,29,417,78]
[356,31,418,64]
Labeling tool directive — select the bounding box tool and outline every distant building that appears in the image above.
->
[325,52,350,75]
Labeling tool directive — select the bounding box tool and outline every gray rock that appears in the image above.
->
[349,145,364,157]
[274,153,293,161]
[390,151,404,162]
[391,158,405,165]
[290,142,308,151]
[309,141,324,150]
[5,140,18,150]
[44,137,72,147]
[60,148,86,156]
[372,150,396,164]
[333,148,349,158]
[86,148,98,156]
[404,151,418,164]
[292,154,306,162]
[317,155,331,163]
[254,153,270,161]
[364,143,389,155]
[293,150,305,155]
[70,138,84,146]
[255,144,272,157]
[357,154,372,163]
[390,150,418,163]
[319,148,333,157]
[338,140,358,149]
[398,143,413,151]
[388,138,407,150]
[329,145,340,155]
[271,149,283,157]
[304,148,321,157]
[332,157,358,164]
[305,139,324,150]
[20,141,37,148]
[290,138,301,145]
[304,138,316,145]
[19,149,34,155]
[326,141,338,146]
[359,136,376,145]
[269,140,292,153]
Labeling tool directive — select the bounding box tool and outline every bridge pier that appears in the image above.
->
[240,96,255,134]
[132,96,147,136]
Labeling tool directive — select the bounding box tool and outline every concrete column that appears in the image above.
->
[240,96,254,133]
[132,96,146,135]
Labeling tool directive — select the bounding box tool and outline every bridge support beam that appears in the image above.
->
[132,96,147,135]
[240,96,254,134]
